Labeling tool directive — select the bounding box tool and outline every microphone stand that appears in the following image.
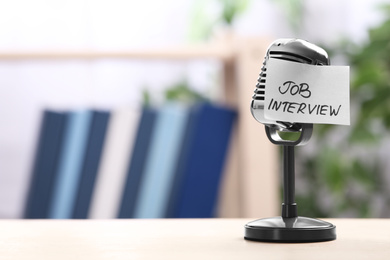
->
[282,145,297,219]
[244,123,336,242]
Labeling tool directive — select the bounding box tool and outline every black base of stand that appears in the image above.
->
[245,216,336,243]
[245,125,337,243]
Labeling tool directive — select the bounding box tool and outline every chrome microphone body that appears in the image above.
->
[251,39,330,133]
[244,39,337,243]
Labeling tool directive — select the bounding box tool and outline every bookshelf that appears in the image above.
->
[0,37,278,218]
[0,46,233,61]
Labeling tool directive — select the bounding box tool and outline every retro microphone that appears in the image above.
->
[251,38,329,143]
[245,39,337,243]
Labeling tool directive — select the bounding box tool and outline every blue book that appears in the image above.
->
[72,111,110,219]
[134,103,188,218]
[24,110,68,218]
[118,107,157,218]
[171,103,236,218]
[165,107,197,218]
[48,110,93,219]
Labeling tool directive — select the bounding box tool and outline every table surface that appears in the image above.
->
[0,218,389,260]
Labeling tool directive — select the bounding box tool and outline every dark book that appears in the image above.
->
[165,107,197,218]
[171,102,236,218]
[48,110,93,219]
[133,104,188,218]
[24,110,68,219]
[72,111,110,219]
[117,107,157,218]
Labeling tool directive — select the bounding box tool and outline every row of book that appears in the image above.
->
[24,102,236,219]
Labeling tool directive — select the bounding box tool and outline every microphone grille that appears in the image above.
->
[252,51,326,102]
[252,59,266,101]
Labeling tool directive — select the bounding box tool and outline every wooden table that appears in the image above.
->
[0,218,388,259]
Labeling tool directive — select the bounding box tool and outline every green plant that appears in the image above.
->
[141,80,207,106]
[188,0,251,42]
[142,88,151,106]
[270,0,304,33]
[218,0,251,25]
[295,4,390,218]
[164,80,207,103]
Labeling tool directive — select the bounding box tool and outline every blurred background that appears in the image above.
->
[1,0,390,219]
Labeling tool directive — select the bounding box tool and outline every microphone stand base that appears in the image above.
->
[244,216,336,243]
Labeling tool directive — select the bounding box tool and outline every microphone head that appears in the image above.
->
[251,38,330,132]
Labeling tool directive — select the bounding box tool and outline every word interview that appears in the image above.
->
[267,80,342,116]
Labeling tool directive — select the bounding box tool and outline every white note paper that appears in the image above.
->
[264,58,350,125]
